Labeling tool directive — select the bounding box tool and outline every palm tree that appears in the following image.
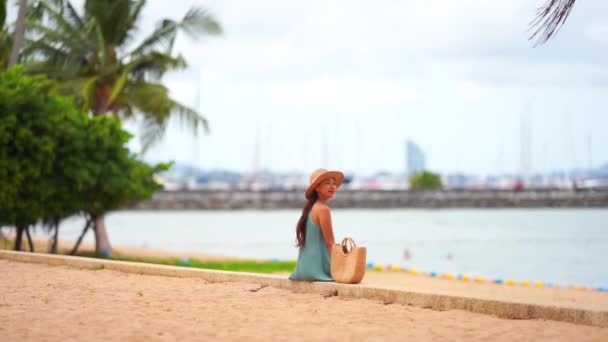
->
[23,0,222,254]
[530,0,577,46]
[8,0,28,66]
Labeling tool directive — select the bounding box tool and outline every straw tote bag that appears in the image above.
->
[331,237,366,284]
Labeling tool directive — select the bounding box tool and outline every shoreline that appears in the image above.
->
[4,236,606,291]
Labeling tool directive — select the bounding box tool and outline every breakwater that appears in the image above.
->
[128,189,608,210]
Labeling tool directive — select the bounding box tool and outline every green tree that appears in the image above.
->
[0,67,71,251]
[69,115,169,255]
[22,0,221,254]
[409,170,443,190]
[0,67,167,252]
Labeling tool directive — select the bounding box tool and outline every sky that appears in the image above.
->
[8,0,608,176]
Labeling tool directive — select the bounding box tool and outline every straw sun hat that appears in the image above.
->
[305,168,345,199]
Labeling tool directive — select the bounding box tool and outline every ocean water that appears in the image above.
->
[52,209,608,287]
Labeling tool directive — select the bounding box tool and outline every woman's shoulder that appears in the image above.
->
[310,203,331,220]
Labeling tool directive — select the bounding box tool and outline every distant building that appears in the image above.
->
[405,140,426,175]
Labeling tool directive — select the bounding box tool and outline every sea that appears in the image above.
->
[52,208,608,288]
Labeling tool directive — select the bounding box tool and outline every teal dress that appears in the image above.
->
[289,214,333,282]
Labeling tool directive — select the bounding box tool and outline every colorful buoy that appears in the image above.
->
[362,261,600,293]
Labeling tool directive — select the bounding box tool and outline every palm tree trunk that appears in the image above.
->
[91,100,112,256]
[93,214,112,255]
[8,0,27,67]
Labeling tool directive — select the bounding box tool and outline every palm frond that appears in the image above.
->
[119,0,146,47]
[169,98,209,134]
[128,18,179,56]
[94,18,107,66]
[126,51,186,80]
[179,7,222,39]
[529,0,577,46]
[75,76,99,112]
[84,0,136,46]
[22,36,91,78]
[65,1,85,29]
[21,37,69,63]
[139,116,168,154]
[121,80,209,153]
[25,20,92,53]
[108,70,128,105]
[36,0,84,40]
[26,1,46,22]
[129,6,221,57]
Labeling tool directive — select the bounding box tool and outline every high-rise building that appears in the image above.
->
[406,140,426,175]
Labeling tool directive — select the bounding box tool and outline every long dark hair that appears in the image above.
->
[295,191,318,247]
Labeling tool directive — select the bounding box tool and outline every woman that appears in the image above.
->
[289,168,344,281]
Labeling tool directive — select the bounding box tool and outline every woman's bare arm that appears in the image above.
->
[317,205,335,255]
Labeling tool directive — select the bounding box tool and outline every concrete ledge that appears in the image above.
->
[2,250,607,328]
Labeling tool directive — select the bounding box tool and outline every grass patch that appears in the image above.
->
[76,251,296,274]
[0,239,14,250]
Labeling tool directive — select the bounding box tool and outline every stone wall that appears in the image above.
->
[127,189,608,210]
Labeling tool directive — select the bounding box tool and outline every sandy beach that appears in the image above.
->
[2,259,607,341]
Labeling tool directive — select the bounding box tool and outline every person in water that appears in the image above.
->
[289,168,344,281]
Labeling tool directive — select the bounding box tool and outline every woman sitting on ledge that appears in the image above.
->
[289,168,344,282]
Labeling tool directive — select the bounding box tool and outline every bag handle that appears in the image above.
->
[340,237,356,254]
